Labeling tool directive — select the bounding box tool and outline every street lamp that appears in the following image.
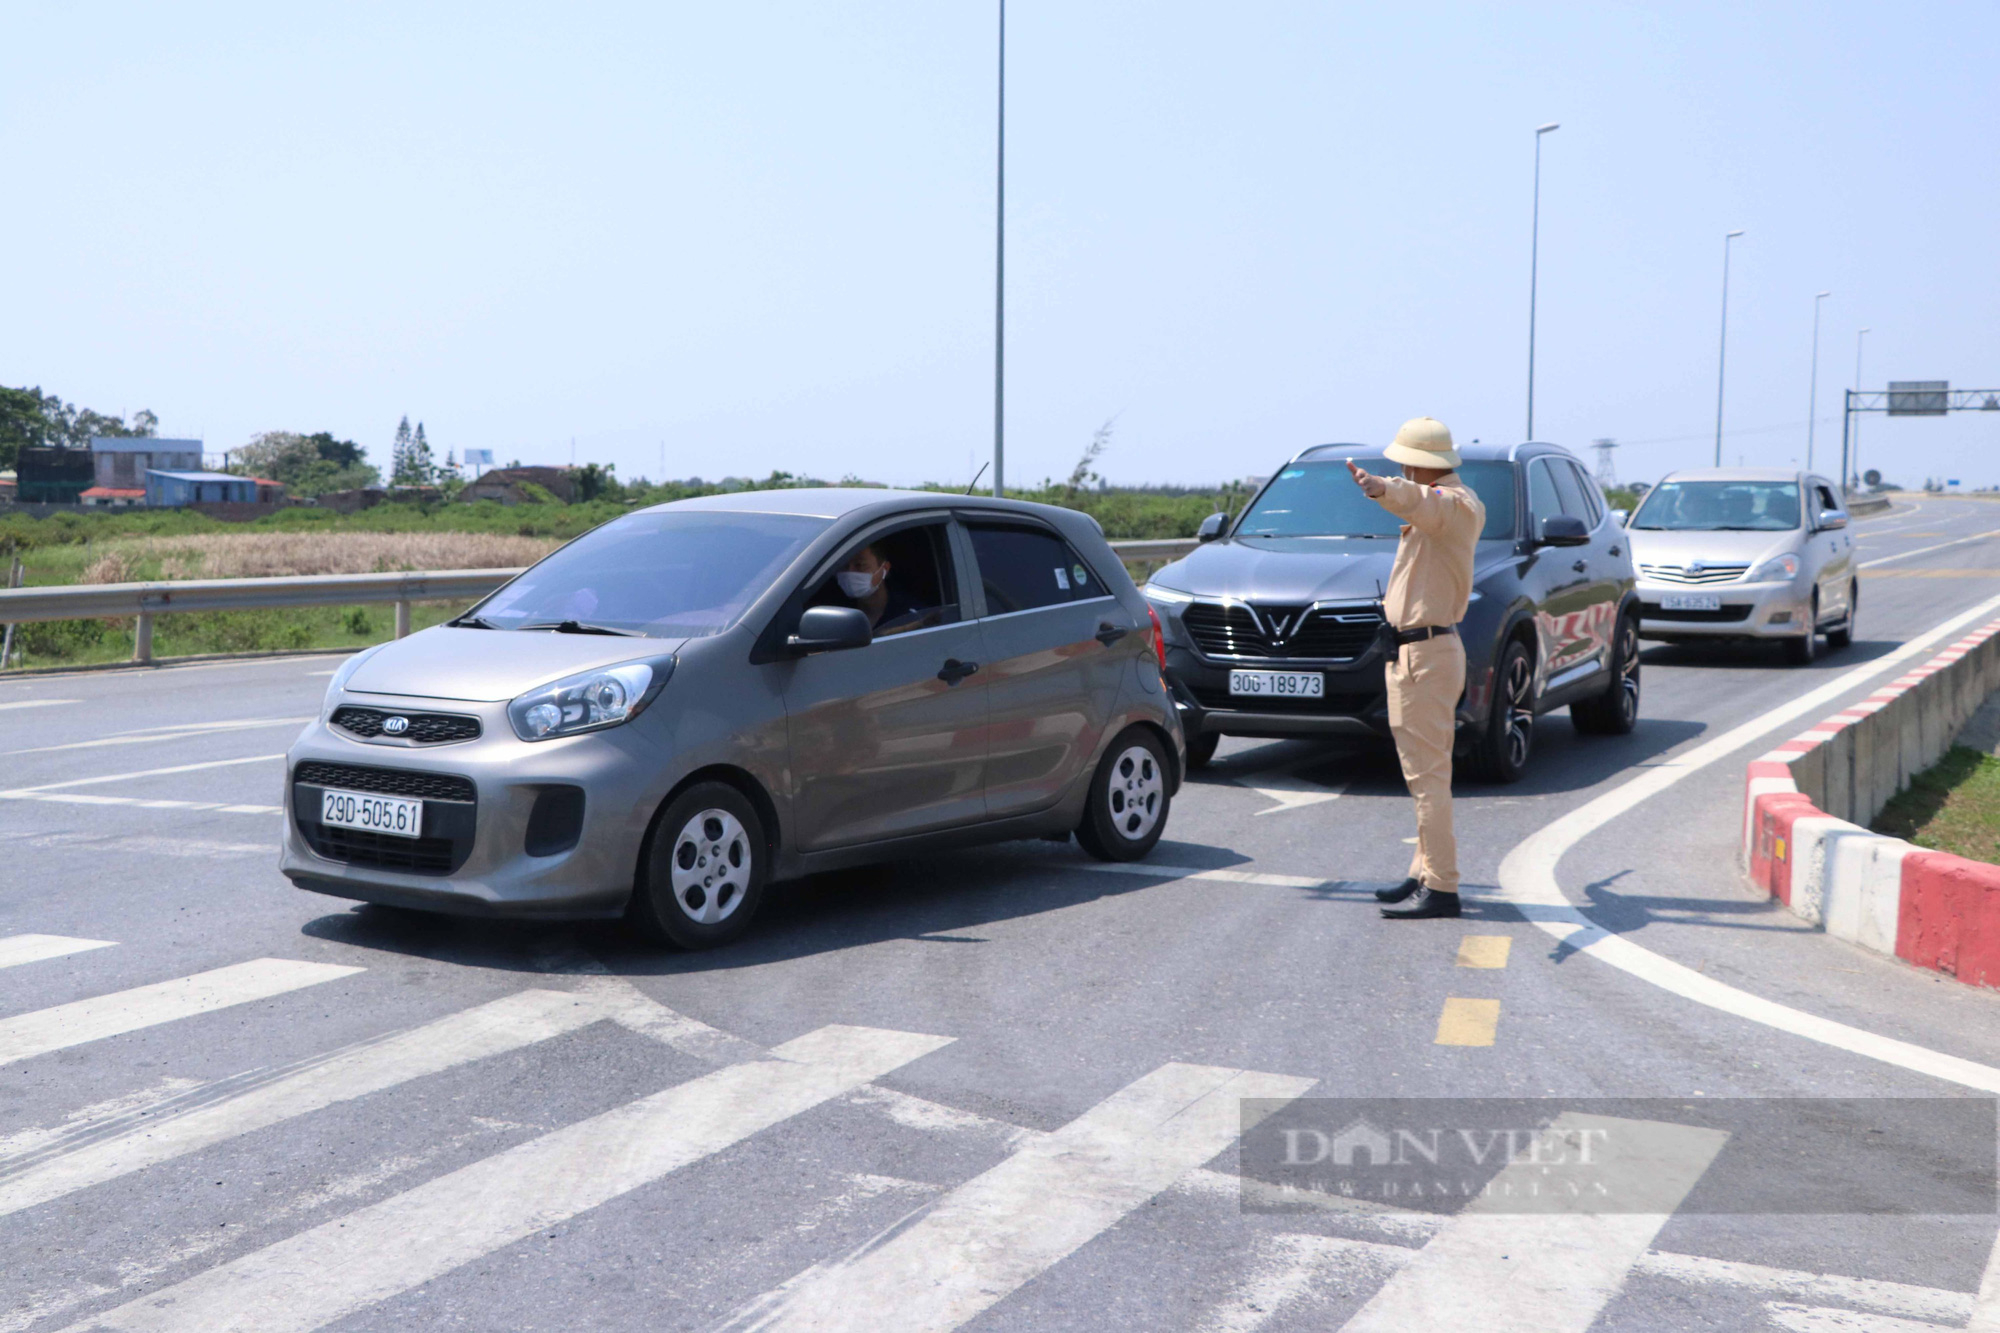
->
[1713,230,1745,467]
[991,0,1006,497]
[1852,327,1870,491]
[1524,122,1559,440]
[1806,291,1831,473]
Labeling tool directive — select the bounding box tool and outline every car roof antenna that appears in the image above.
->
[965,461,990,495]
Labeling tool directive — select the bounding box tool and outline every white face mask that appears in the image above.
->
[836,570,880,599]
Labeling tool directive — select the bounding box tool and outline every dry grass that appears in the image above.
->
[78,532,558,583]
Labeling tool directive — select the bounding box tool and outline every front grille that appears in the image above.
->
[1639,562,1750,585]
[1640,602,1754,623]
[1187,683,1381,715]
[1180,602,1383,661]
[331,706,481,744]
[293,761,476,802]
[301,826,459,874]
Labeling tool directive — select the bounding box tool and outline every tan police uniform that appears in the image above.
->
[1367,419,1484,904]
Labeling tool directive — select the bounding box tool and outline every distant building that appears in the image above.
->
[146,470,268,507]
[16,448,97,503]
[79,486,147,508]
[90,437,202,495]
[0,470,16,502]
[458,466,576,505]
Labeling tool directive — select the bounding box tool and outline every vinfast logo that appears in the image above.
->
[381,716,410,735]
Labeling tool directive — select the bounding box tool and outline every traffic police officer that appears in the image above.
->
[1346,417,1484,919]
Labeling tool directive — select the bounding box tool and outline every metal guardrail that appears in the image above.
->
[0,540,1202,665]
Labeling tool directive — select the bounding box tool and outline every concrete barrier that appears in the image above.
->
[1743,615,2000,988]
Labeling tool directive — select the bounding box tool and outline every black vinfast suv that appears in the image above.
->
[1143,441,1640,782]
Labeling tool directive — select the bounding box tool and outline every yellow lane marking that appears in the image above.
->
[1455,936,1512,969]
[1434,998,1500,1046]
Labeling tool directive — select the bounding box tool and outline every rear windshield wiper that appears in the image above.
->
[518,620,642,636]
[449,614,499,629]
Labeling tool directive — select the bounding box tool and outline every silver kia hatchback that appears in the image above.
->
[281,489,1185,947]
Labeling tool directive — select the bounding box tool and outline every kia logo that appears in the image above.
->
[381,716,410,735]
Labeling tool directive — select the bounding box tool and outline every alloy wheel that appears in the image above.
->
[1502,651,1535,769]
[1615,618,1641,727]
[670,808,751,924]
[1106,745,1165,841]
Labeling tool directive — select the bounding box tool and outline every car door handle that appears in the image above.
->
[1095,621,1133,647]
[1572,559,1589,573]
[938,658,980,685]
[1608,545,1622,557]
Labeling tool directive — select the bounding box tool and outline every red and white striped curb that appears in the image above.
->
[1743,617,2000,989]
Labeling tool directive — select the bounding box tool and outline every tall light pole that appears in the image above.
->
[1805,290,1831,473]
[1713,229,1745,466]
[991,0,1005,497]
[1852,326,1870,490]
[1524,122,1559,440]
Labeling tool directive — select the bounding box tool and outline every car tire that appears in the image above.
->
[1784,594,1819,666]
[1571,610,1641,736]
[1467,638,1535,783]
[628,782,769,949]
[1076,727,1172,861]
[1827,582,1856,650]
[1184,731,1220,771]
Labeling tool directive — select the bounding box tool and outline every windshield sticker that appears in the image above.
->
[1072,564,1089,586]
[1054,567,1071,590]
[1281,469,1305,478]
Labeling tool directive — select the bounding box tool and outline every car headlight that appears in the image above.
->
[1143,583,1194,603]
[508,657,675,742]
[323,644,384,707]
[1749,554,1800,582]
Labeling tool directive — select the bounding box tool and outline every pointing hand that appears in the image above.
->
[1346,458,1387,499]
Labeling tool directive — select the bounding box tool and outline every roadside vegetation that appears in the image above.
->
[1874,746,2000,865]
[0,473,1253,672]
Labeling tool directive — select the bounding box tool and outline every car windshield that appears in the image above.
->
[469,510,828,638]
[1631,481,1801,531]
[1233,459,1518,540]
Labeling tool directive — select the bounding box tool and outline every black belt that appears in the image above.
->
[1392,625,1457,646]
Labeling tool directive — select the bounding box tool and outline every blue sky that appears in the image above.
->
[5,2,1996,490]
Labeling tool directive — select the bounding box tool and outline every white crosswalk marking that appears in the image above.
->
[0,958,361,1066]
[1337,1113,1729,1333]
[0,987,604,1218]
[0,934,114,971]
[737,1061,1316,1333]
[60,1023,950,1333]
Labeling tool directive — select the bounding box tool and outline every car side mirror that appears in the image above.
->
[1536,514,1590,547]
[1196,512,1229,543]
[1816,509,1848,531]
[787,605,872,654]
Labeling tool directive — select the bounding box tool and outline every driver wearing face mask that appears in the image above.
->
[833,543,923,631]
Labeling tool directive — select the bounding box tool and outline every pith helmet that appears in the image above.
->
[1383,416,1461,470]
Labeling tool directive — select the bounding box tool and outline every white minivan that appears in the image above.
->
[1626,469,1857,665]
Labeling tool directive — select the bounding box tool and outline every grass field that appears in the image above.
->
[1874,746,2000,865]
[0,483,1247,671]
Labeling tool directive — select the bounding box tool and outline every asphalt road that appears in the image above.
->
[4,496,2000,1332]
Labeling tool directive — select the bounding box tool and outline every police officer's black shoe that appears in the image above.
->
[1380,887,1461,919]
[1373,877,1422,903]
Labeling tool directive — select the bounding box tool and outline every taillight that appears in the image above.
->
[1147,604,1167,671]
